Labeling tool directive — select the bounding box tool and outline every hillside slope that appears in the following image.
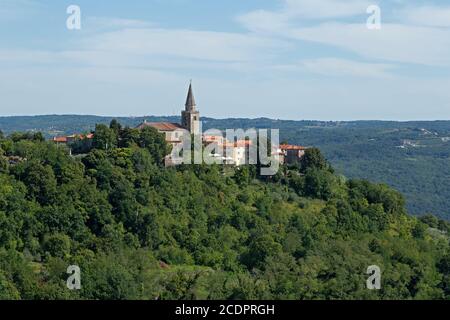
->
[0,123,449,299]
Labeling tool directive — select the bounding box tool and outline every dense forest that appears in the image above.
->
[1,116,450,220]
[203,119,450,220]
[0,121,449,300]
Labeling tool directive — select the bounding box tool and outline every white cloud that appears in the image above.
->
[0,21,291,71]
[400,6,450,28]
[300,58,394,78]
[0,0,43,20]
[86,17,155,30]
[289,23,450,66]
[237,10,290,34]
[0,50,53,63]
[238,0,371,32]
[282,0,371,19]
[81,28,289,63]
[238,1,450,67]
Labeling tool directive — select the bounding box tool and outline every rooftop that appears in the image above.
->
[280,144,306,151]
[137,121,185,132]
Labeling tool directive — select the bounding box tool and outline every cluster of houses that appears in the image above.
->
[53,83,307,166]
[53,133,94,144]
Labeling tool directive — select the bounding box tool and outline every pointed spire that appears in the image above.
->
[185,81,196,111]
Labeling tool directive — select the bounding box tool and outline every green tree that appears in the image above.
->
[300,147,328,173]
[109,119,122,135]
[119,127,140,148]
[93,124,117,150]
[18,162,58,205]
[0,270,21,300]
[42,233,71,259]
[304,168,334,200]
[138,127,171,165]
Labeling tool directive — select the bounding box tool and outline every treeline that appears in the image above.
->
[2,115,450,219]
[0,123,449,300]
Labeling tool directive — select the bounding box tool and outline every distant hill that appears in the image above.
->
[1,115,450,220]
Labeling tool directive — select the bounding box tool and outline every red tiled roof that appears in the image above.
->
[137,122,185,132]
[280,144,306,151]
[53,133,94,143]
[53,137,68,143]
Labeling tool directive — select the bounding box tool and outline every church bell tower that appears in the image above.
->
[181,81,200,135]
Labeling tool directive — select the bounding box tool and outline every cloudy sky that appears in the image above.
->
[0,0,450,120]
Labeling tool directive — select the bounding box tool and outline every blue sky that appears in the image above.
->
[1,0,450,120]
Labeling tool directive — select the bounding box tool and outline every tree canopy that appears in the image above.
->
[0,122,448,300]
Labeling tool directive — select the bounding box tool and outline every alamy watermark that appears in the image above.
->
[67,265,81,290]
[367,5,381,30]
[66,5,81,30]
[366,265,381,290]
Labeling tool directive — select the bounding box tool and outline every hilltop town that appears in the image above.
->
[52,83,307,167]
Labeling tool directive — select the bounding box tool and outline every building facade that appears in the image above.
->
[278,144,307,165]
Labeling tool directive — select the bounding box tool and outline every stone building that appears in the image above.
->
[278,144,307,165]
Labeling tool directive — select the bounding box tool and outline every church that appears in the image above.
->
[136,82,307,167]
[136,82,201,139]
[136,82,252,166]
[135,82,203,166]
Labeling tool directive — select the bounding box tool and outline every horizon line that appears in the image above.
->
[1,114,450,123]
